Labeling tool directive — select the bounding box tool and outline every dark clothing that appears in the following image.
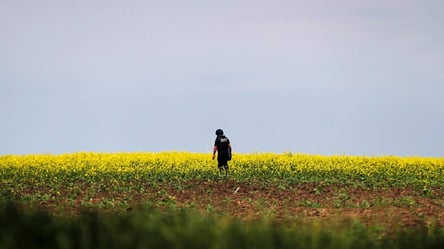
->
[217,155,229,168]
[214,135,231,169]
[214,135,230,151]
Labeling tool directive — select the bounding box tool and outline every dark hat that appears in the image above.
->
[215,129,224,135]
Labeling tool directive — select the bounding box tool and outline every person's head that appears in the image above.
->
[215,129,224,136]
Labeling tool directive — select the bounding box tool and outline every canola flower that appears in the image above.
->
[1,152,444,188]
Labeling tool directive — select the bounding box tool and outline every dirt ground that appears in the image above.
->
[146,179,444,229]
[21,178,444,230]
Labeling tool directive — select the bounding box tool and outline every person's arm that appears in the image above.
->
[212,146,217,160]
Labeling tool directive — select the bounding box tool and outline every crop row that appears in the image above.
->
[1,152,443,188]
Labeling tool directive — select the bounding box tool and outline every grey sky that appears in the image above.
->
[1,0,443,156]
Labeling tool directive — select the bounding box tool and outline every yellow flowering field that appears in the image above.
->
[2,152,444,229]
[1,152,443,188]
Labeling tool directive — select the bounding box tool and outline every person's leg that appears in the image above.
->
[223,163,229,175]
[218,157,228,175]
[217,160,224,174]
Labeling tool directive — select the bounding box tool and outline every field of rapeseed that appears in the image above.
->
[1,152,444,249]
[1,152,444,188]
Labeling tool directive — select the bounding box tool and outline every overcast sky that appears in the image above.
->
[1,0,443,156]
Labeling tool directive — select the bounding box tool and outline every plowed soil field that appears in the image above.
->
[157,180,444,227]
[26,179,444,230]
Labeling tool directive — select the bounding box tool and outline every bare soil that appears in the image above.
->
[22,179,444,230]
[156,179,444,228]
